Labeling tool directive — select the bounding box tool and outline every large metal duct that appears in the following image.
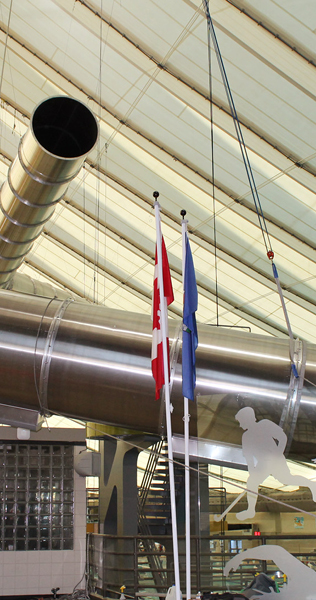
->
[0,96,98,286]
[0,289,316,459]
[6,272,81,301]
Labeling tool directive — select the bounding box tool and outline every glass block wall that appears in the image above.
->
[0,443,74,551]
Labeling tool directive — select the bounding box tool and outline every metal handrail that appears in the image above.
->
[88,532,316,598]
[138,439,167,589]
[138,439,164,513]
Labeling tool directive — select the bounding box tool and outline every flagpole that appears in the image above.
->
[181,209,191,600]
[153,194,181,600]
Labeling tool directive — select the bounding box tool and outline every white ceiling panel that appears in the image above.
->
[0,0,315,347]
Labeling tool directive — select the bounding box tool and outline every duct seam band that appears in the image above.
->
[0,196,55,229]
[0,249,29,262]
[7,168,66,209]
[0,229,34,245]
[280,338,307,455]
[38,297,74,412]
[18,140,83,186]
[0,265,23,274]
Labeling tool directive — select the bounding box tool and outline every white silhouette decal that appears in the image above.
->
[235,407,316,521]
[224,544,316,599]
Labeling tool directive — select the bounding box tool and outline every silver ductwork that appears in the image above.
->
[0,96,98,286]
[0,289,316,459]
[6,272,80,300]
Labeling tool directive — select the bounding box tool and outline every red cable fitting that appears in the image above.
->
[267,250,274,260]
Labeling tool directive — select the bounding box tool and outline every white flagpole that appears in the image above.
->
[154,196,181,600]
[181,210,191,600]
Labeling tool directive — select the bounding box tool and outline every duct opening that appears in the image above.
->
[32,96,98,159]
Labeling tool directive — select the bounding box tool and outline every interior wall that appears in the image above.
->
[0,430,87,597]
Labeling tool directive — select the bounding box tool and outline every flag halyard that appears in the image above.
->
[182,233,198,400]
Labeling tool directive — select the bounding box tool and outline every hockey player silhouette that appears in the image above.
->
[235,407,316,520]
[224,544,316,599]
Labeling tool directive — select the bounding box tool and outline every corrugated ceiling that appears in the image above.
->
[0,0,316,341]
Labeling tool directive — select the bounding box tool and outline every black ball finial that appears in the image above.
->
[153,191,159,199]
[180,209,187,218]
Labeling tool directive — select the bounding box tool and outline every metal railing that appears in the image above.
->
[88,533,316,599]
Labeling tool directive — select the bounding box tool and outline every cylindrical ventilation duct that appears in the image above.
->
[0,289,316,459]
[0,96,98,286]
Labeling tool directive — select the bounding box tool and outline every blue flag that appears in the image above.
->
[182,234,198,400]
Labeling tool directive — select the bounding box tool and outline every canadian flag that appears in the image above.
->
[151,236,174,400]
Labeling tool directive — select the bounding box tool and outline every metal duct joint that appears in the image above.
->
[0,96,98,286]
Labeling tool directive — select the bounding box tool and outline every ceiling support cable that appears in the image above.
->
[205,3,219,327]
[0,0,14,145]
[202,0,272,255]
[0,0,13,98]
[83,163,87,300]
[93,0,104,304]
[202,0,298,378]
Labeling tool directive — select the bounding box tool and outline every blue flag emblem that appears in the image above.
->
[182,234,198,400]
